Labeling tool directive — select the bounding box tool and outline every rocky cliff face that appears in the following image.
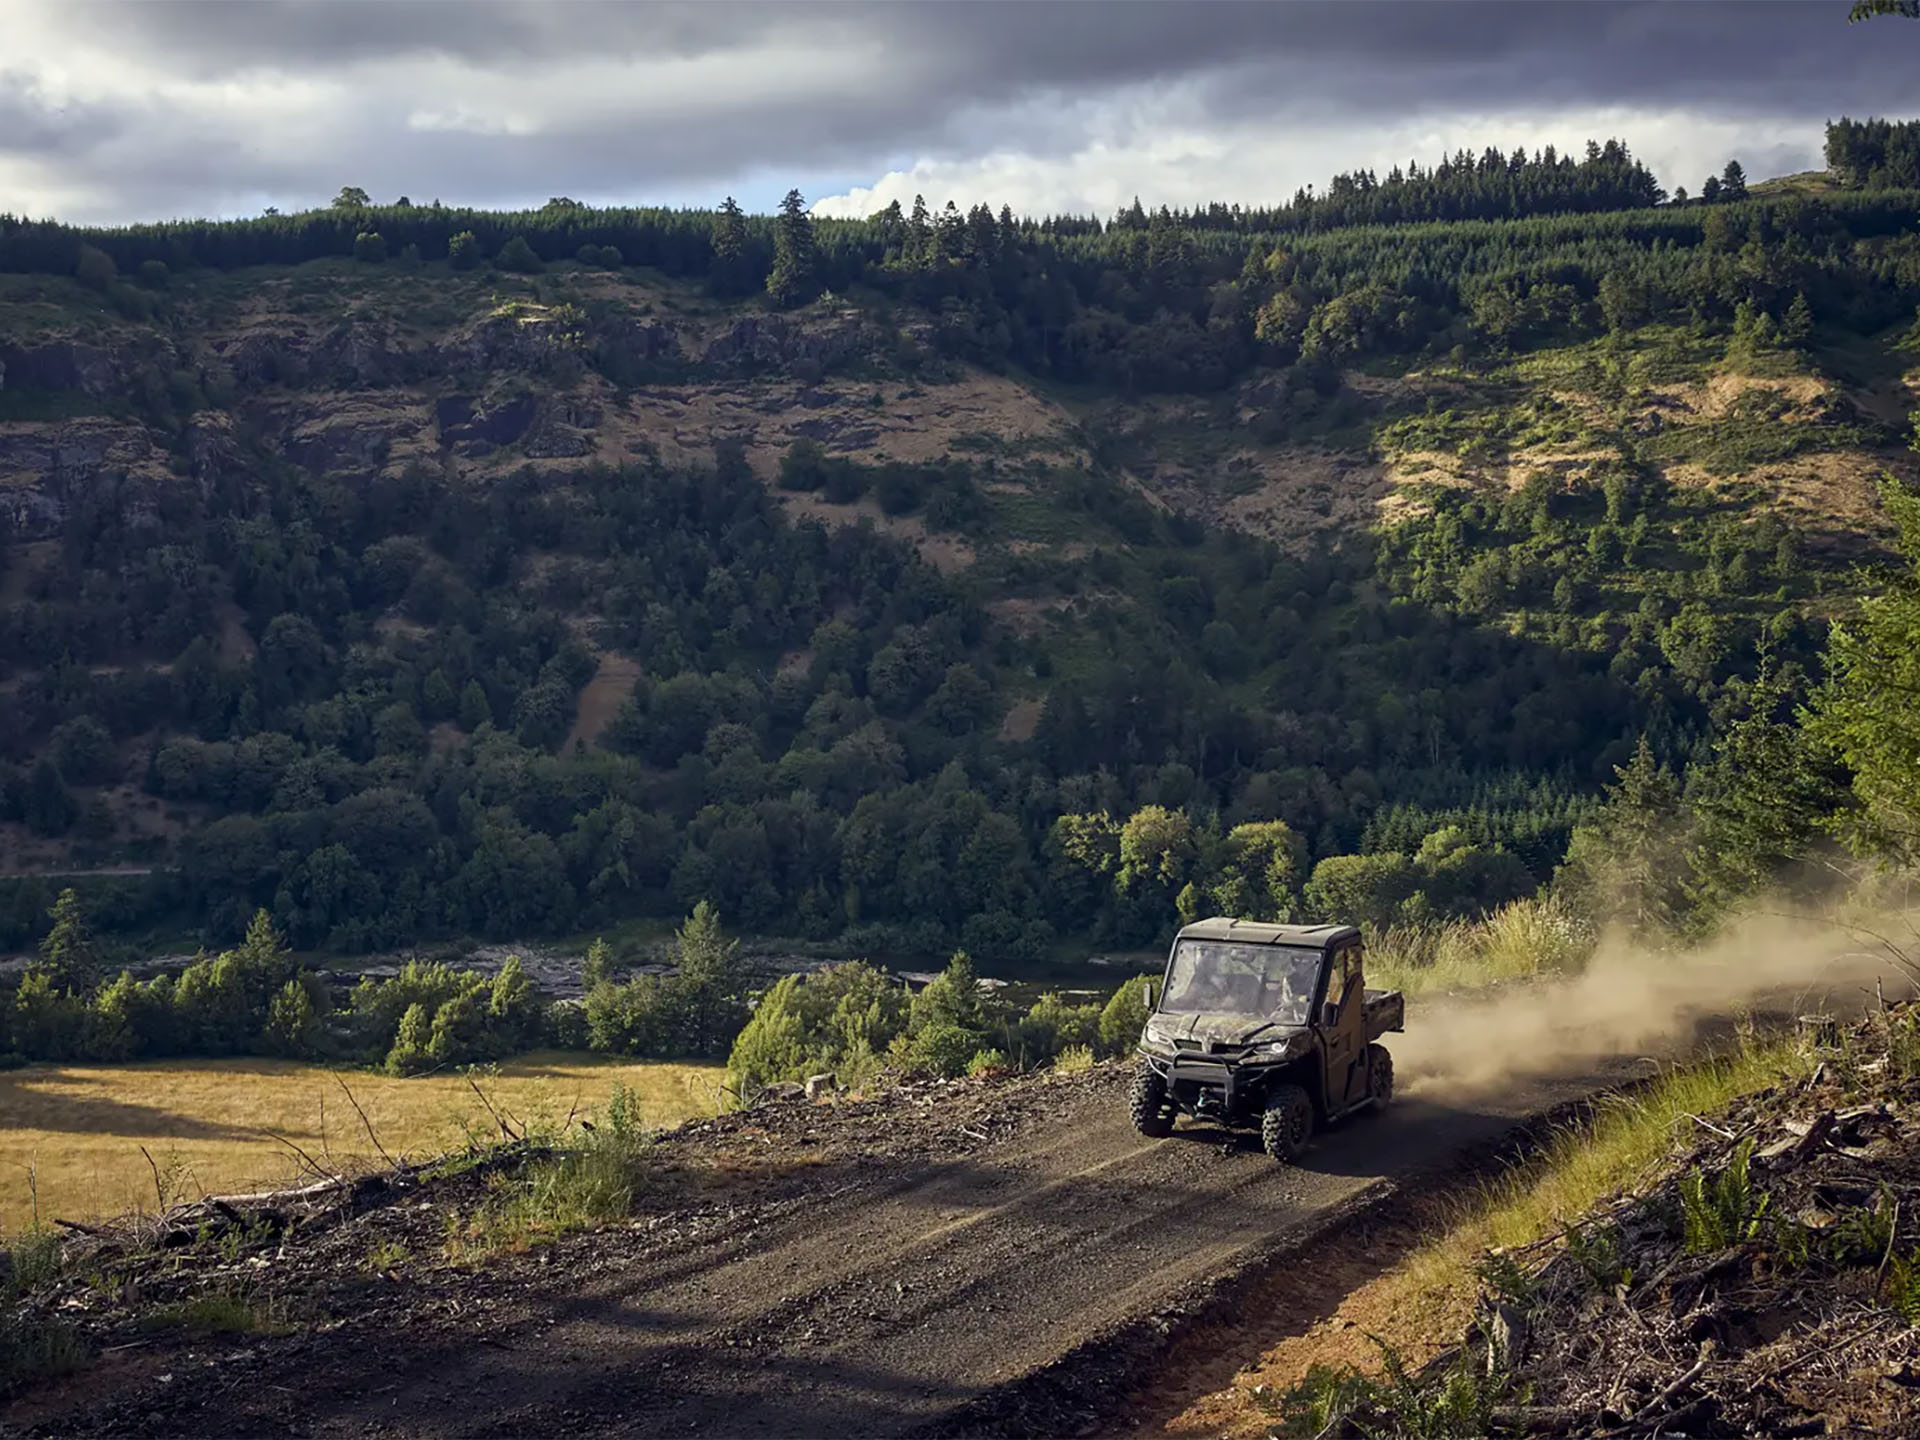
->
[0,281,927,514]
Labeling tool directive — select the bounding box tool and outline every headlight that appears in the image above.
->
[1255,1038,1301,1059]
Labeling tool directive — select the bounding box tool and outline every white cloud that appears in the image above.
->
[813,102,1822,220]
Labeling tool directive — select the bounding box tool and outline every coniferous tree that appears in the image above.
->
[1719,159,1748,202]
[766,189,817,308]
[38,888,97,993]
[710,196,750,296]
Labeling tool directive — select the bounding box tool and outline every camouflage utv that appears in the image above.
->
[1129,918,1404,1162]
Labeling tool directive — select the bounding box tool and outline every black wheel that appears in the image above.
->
[1261,1083,1315,1163]
[1129,1065,1175,1138]
[1366,1044,1395,1109]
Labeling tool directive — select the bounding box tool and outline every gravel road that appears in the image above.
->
[15,1041,1661,1440]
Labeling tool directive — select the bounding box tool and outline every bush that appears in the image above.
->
[1055,1044,1096,1073]
[902,1021,978,1078]
[584,974,681,1055]
[447,231,481,270]
[1097,975,1158,1056]
[496,236,543,273]
[353,231,387,264]
[1018,991,1100,1064]
[967,1048,1008,1077]
[136,259,170,290]
[726,962,908,1092]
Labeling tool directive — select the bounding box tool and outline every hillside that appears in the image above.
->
[3,150,1920,968]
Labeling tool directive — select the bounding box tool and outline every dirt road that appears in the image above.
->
[20,1048,1659,1440]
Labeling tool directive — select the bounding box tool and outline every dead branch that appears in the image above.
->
[138,1144,166,1211]
[265,1130,339,1184]
[332,1074,397,1170]
[466,1077,521,1142]
[1599,1342,1714,1435]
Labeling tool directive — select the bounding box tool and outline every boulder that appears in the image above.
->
[804,1073,836,1102]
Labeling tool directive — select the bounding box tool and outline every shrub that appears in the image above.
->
[385,1002,434,1075]
[584,974,681,1056]
[967,1048,1008,1077]
[447,231,481,270]
[1097,974,1158,1056]
[910,952,986,1035]
[903,1022,978,1078]
[496,236,543,273]
[1018,991,1100,1064]
[726,962,908,1091]
[1055,1043,1096,1073]
[262,979,325,1058]
[353,231,387,264]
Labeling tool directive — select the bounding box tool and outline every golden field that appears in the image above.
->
[0,1053,724,1228]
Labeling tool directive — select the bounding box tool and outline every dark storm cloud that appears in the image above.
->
[72,0,1918,121]
[7,0,1916,221]
[0,72,128,157]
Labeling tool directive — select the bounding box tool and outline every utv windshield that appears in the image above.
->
[1160,940,1323,1024]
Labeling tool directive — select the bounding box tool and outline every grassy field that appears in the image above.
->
[0,1053,724,1229]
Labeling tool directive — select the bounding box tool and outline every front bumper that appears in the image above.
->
[1142,1049,1287,1121]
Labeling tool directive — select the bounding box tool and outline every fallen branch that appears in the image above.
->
[1600,1342,1714,1436]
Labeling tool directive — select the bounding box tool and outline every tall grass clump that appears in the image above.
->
[444,1082,653,1259]
[1367,894,1594,998]
[1,1225,87,1390]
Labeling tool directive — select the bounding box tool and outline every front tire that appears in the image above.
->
[1129,1065,1175,1138]
[1261,1083,1315,1163]
[1366,1044,1395,1110]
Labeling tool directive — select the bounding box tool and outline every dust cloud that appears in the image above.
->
[1394,910,1917,1098]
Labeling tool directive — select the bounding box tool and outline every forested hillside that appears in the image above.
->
[3,119,1919,967]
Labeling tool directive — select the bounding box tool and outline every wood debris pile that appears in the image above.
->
[1355,1007,1920,1437]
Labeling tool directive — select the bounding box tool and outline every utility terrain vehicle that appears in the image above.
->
[1128,918,1405,1162]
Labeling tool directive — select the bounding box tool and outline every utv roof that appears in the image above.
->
[1175,918,1362,948]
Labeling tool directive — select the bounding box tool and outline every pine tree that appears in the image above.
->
[673,901,744,1055]
[906,194,932,266]
[710,196,750,296]
[766,189,817,308]
[459,679,492,731]
[1719,159,1748,202]
[38,887,97,993]
[1783,291,1814,346]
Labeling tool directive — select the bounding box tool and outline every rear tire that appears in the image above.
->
[1366,1044,1395,1110]
[1129,1065,1175,1138]
[1261,1083,1314,1163]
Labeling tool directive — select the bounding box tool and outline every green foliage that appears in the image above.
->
[726,962,908,1091]
[447,230,481,269]
[352,231,386,264]
[1806,481,1920,863]
[1018,991,1101,1063]
[909,952,986,1036]
[898,1021,978,1078]
[1097,974,1158,1056]
[37,889,97,992]
[495,235,543,273]
[1679,1138,1770,1252]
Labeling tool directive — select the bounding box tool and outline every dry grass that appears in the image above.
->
[1155,1035,1806,1439]
[0,1052,723,1227]
[1366,895,1595,1000]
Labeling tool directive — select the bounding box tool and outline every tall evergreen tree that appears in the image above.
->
[766,189,818,308]
[710,196,750,296]
[38,887,97,993]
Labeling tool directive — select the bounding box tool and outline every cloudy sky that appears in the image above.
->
[3,0,1914,226]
